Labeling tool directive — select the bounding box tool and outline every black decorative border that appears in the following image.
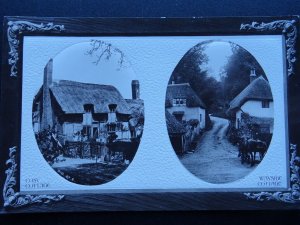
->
[3,147,64,208]
[2,18,299,209]
[244,144,300,203]
[4,21,65,208]
[240,20,297,77]
[7,21,64,77]
[241,20,299,203]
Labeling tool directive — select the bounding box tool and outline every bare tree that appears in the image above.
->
[86,40,127,70]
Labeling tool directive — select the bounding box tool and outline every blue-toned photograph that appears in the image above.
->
[165,41,273,183]
[32,41,144,185]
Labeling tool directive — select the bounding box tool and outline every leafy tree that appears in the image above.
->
[169,41,267,115]
[170,41,223,113]
[222,43,267,104]
[127,100,144,138]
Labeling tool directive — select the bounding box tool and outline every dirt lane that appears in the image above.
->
[180,116,256,184]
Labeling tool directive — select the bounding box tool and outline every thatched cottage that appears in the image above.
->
[165,82,207,134]
[227,69,274,134]
[32,59,143,145]
[165,111,186,154]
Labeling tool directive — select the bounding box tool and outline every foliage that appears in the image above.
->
[170,42,223,113]
[187,119,199,127]
[170,41,267,115]
[128,101,144,127]
[228,113,272,146]
[228,126,240,145]
[55,163,128,185]
[35,127,62,165]
[128,100,144,138]
[240,113,260,138]
[181,119,202,152]
[107,133,118,143]
[222,43,267,104]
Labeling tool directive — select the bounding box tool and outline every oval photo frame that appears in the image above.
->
[165,40,274,184]
[32,41,145,185]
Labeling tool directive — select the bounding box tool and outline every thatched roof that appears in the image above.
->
[125,99,144,110]
[50,80,131,114]
[165,83,206,108]
[228,76,273,113]
[165,110,186,134]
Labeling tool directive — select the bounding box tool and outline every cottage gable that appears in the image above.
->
[165,83,206,109]
[228,76,273,112]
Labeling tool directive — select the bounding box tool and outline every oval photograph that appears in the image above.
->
[165,41,273,184]
[32,40,144,185]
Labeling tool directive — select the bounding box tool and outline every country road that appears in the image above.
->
[180,116,256,184]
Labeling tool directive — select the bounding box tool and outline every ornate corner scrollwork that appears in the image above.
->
[241,19,299,203]
[240,20,297,77]
[244,144,300,203]
[7,20,65,77]
[3,146,64,208]
[4,20,65,208]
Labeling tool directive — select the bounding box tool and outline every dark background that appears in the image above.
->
[0,0,300,224]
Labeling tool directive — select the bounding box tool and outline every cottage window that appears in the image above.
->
[107,123,117,132]
[116,122,122,131]
[262,100,270,108]
[92,127,99,138]
[173,98,187,106]
[84,104,94,112]
[83,125,91,138]
[173,99,176,105]
[108,104,117,112]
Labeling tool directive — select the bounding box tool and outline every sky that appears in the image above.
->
[200,41,233,81]
[52,41,135,99]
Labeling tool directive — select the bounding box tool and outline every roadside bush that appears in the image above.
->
[35,127,62,165]
[228,126,239,145]
[227,113,273,146]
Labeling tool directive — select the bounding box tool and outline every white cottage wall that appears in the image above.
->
[166,106,206,129]
[235,100,274,128]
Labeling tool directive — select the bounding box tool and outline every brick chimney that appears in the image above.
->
[250,68,257,83]
[131,80,140,99]
[41,59,53,130]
